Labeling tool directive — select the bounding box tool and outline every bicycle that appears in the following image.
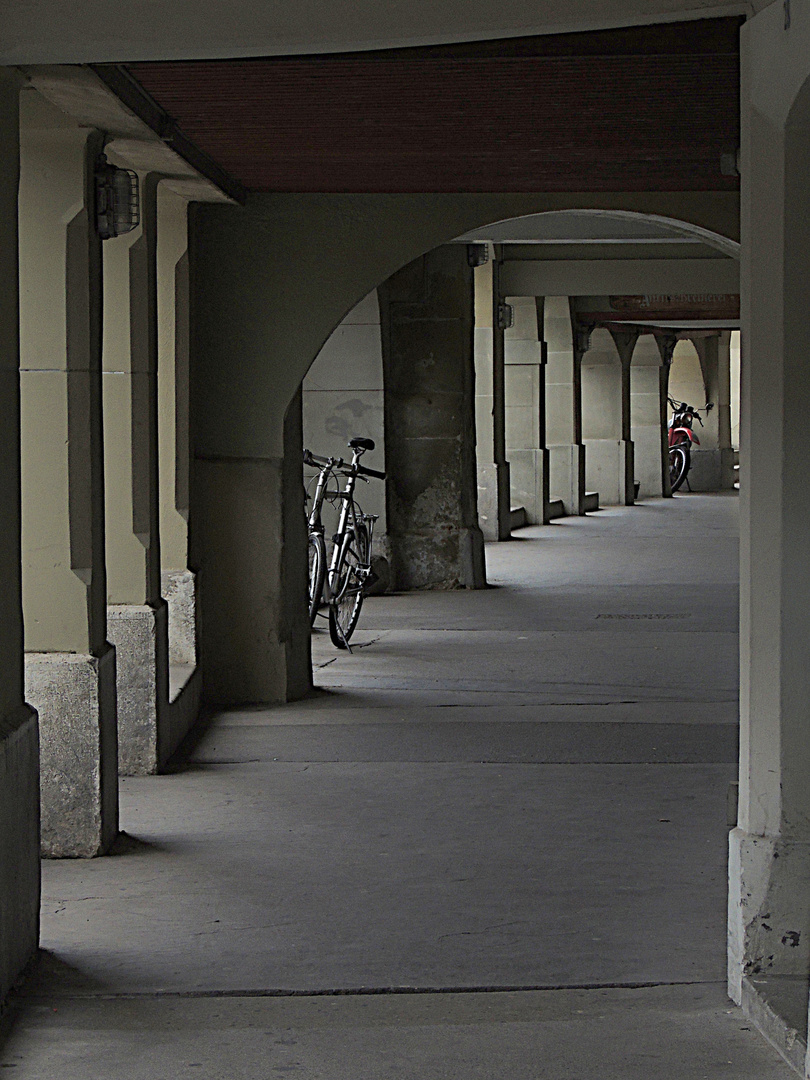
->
[667,397,714,493]
[303,437,385,649]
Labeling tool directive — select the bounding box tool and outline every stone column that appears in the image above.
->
[102,171,171,775]
[630,333,670,499]
[0,69,40,1003]
[474,250,511,541]
[19,94,117,856]
[379,245,485,589]
[581,327,635,506]
[504,296,549,524]
[544,296,586,515]
[187,202,312,706]
[609,328,637,506]
[729,19,810,1045]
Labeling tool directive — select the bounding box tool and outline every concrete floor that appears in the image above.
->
[0,492,796,1078]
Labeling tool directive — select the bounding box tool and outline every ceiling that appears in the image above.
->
[104,18,742,195]
[2,0,751,66]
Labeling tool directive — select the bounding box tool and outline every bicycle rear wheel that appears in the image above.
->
[308,532,326,625]
[328,527,366,648]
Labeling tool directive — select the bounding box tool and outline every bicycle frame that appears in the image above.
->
[304,445,380,606]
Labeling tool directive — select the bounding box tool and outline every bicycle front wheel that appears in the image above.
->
[308,532,326,625]
[328,527,366,648]
[669,444,690,493]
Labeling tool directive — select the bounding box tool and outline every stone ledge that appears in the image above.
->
[742,974,809,1077]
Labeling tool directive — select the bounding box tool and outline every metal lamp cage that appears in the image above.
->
[95,156,140,240]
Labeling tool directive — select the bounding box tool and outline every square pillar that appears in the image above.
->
[730,23,810,1042]
[379,245,485,588]
[630,334,670,499]
[103,169,173,775]
[580,326,635,507]
[474,249,511,541]
[19,91,117,856]
[544,296,586,515]
[504,296,549,525]
[0,67,40,1002]
[187,203,312,707]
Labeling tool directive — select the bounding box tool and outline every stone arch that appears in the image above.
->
[188,195,740,703]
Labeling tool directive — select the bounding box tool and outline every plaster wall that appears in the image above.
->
[668,339,719,489]
[500,257,739,297]
[0,66,39,1005]
[302,290,386,547]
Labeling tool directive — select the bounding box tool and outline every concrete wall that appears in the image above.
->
[0,66,40,1006]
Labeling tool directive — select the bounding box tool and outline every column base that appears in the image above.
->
[506,449,551,525]
[477,461,511,540]
[0,703,39,997]
[584,439,635,506]
[390,524,486,590]
[548,443,586,515]
[729,828,810,1004]
[686,448,738,492]
[161,568,197,667]
[632,427,668,499]
[108,602,170,776]
[25,646,118,857]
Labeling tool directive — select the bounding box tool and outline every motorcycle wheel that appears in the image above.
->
[669,444,690,493]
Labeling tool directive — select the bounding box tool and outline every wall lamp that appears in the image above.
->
[95,154,140,240]
[467,243,490,268]
[496,303,514,330]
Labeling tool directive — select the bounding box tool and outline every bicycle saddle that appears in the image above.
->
[349,437,375,451]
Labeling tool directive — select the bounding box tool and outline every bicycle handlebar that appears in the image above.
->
[303,448,344,469]
[304,447,384,480]
[357,464,386,480]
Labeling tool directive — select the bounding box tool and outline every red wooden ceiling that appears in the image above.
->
[124,18,741,194]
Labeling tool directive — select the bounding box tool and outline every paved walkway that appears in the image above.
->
[0,493,796,1078]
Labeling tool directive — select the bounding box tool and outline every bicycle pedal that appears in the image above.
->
[359,567,379,593]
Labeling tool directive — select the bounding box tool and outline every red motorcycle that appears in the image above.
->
[668,397,713,493]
